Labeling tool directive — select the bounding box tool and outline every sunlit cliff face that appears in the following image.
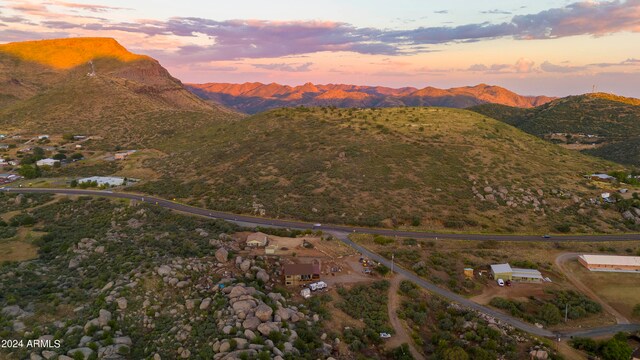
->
[0,37,148,69]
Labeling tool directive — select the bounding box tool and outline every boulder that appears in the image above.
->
[275,307,291,321]
[116,297,127,310]
[233,338,248,349]
[41,351,57,360]
[239,260,251,272]
[215,248,229,263]
[244,329,257,340]
[114,336,132,345]
[185,299,195,310]
[98,309,112,326]
[257,322,279,336]
[255,304,273,322]
[256,270,269,283]
[232,300,256,313]
[67,348,93,359]
[219,341,231,353]
[242,317,261,331]
[176,280,189,288]
[157,265,171,276]
[2,305,24,318]
[199,297,212,310]
[228,286,248,299]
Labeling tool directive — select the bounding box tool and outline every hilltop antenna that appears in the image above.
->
[87,60,96,77]
[592,84,597,93]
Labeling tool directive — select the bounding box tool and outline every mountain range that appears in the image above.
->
[187,82,555,114]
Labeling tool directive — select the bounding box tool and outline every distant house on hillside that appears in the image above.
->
[283,261,321,286]
[36,158,59,167]
[589,173,615,182]
[114,150,137,160]
[38,135,50,140]
[246,232,269,247]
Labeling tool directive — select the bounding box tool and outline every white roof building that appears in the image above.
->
[579,254,640,272]
[78,176,126,187]
[36,158,59,167]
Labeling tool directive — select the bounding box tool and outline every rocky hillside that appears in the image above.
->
[133,106,634,234]
[187,82,554,114]
[0,38,238,147]
[470,93,640,166]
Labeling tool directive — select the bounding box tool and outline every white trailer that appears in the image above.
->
[309,281,328,291]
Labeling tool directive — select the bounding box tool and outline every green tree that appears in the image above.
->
[32,147,45,160]
[442,346,469,360]
[18,164,41,179]
[70,153,84,161]
[52,153,67,160]
[600,338,632,360]
[538,303,562,325]
[62,134,75,141]
[70,180,78,188]
[633,304,640,317]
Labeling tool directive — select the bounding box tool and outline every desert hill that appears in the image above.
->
[133,106,629,233]
[470,93,640,166]
[0,38,238,147]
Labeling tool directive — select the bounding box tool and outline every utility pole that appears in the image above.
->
[391,253,395,274]
[565,303,569,323]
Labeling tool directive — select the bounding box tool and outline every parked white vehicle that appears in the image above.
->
[497,278,505,287]
[309,281,328,291]
[380,333,392,339]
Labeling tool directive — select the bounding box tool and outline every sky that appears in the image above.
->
[0,0,639,96]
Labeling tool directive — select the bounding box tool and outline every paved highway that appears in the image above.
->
[5,187,640,338]
[7,188,640,242]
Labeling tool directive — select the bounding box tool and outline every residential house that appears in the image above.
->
[38,135,50,140]
[36,158,59,167]
[589,173,615,182]
[283,261,321,286]
[78,176,126,187]
[490,263,543,282]
[0,144,9,150]
[246,232,269,247]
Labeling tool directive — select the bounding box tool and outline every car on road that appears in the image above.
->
[497,278,505,287]
[379,332,391,339]
[542,234,551,239]
[313,223,322,228]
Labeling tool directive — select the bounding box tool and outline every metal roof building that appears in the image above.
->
[490,263,543,282]
[579,254,640,273]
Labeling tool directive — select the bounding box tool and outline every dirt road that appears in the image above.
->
[555,253,629,325]
[386,275,425,360]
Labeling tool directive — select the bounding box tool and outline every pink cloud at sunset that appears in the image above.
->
[0,0,639,96]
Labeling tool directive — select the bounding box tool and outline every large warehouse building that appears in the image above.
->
[578,254,640,273]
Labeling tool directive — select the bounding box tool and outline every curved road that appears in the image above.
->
[5,187,640,339]
[6,188,640,242]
